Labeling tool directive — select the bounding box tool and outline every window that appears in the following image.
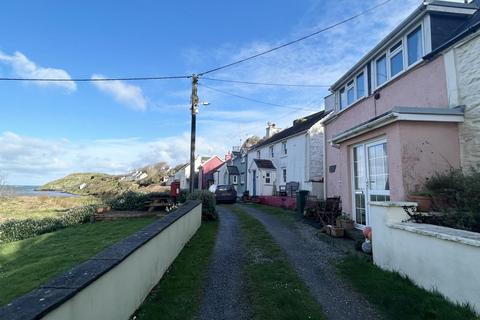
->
[390,41,403,77]
[356,72,365,99]
[346,80,355,105]
[339,88,347,110]
[241,155,245,163]
[282,141,287,155]
[376,54,387,86]
[232,175,238,185]
[269,146,274,158]
[241,174,245,184]
[265,172,271,184]
[407,26,422,66]
[257,150,260,159]
[282,168,287,183]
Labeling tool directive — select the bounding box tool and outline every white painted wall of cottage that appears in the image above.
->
[246,123,324,198]
[445,31,480,169]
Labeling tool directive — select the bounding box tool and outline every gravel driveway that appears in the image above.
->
[197,206,252,320]
[238,204,382,320]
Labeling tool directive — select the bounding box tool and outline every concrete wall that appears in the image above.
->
[370,202,480,314]
[325,56,449,199]
[0,201,202,320]
[445,31,480,169]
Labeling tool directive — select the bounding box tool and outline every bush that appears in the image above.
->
[178,189,189,204]
[187,190,217,220]
[105,191,151,211]
[0,205,95,244]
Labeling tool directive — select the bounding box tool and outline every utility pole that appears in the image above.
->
[189,74,199,194]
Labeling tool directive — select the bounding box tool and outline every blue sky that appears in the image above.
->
[0,0,419,185]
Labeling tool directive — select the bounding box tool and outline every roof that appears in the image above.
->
[426,1,480,58]
[331,0,478,91]
[251,111,326,150]
[253,159,276,170]
[227,166,240,175]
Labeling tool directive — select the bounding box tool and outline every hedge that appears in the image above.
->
[0,205,95,244]
[187,190,217,221]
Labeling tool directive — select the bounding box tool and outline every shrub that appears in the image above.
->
[0,205,95,244]
[178,189,189,204]
[187,190,217,220]
[105,191,151,211]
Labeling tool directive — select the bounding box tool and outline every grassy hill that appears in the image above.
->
[39,173,140,197]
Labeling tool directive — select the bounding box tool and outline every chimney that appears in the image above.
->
[265,122,281,138]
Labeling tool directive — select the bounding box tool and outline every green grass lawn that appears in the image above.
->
[0,217,155,306]
[337,256,478,320]
[133,221,218,320]
[232,205,325,320]
[0,195,97,222]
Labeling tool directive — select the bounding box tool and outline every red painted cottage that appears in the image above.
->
[198,156,224,190]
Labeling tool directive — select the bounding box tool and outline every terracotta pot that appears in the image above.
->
[409,195,432,212]
[341,220,354,230]
[431,194,449,211]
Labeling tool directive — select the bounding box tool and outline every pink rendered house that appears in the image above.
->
[323,0,479,229]
[198,156,224,190]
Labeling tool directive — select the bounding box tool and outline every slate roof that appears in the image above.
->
[251,111,326,150]
[227,166,240,175]
[253,159,276,170]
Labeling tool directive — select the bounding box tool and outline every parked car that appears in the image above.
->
[214,185,237,203]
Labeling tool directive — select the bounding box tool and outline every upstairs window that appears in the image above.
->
[256,150,260,159]
[356,72,365,99]
[241,174,245,184]
[390,41,403,77]
[241,154,245,163]
[339,88,347,110]
[269,146,274,158]
[282,141,288,155]
[346,80,355,105]
[407,26,423,66]
[376,54,387,86]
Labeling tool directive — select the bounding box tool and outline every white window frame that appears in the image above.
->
[241,154,245,163]
[373,22,424,90]
[241,174,245,184]
[232,175,238,185]
[282,168,287,183]
[281,141,288,156]
[265,172,271,184]
[256,150,261,159]
[338,67,368,111]
[269,145,274,158]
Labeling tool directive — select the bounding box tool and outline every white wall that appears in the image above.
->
[445,31,480,169]
[43,203,202,320]
[370,202,480,314]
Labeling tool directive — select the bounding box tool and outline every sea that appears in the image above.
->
[1,185,79,198]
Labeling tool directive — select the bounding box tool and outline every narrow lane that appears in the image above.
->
[197,206,252,320]
[238,204,382,320]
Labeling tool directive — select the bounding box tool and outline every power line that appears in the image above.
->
[198,0,393,76]
[0,75,191,82]
[201,77,330,88]
[199,83,319,112]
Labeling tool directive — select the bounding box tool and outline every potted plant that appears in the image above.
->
[408,191,432,212]
[336,213,354,230]
[326,225,345,238]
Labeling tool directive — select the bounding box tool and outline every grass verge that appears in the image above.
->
[245,203,301,225]
[337,255,478,320]
[0,217,155,306]
[134,221,219,320]
[231,205,324,320]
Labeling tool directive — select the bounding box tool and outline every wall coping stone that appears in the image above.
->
[389,222,480,247]
[0,200,201,320]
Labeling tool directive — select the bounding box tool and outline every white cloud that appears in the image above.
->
[91,74,147,110]
[0,51,76,92]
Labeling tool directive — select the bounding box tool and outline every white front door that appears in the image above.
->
[352,139,390,227]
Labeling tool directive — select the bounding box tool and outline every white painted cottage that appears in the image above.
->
[246,111,329,199]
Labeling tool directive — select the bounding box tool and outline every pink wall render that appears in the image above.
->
[325,57,449,196]
[198,156,224,189]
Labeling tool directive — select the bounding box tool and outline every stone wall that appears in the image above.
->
[452,32,480,169]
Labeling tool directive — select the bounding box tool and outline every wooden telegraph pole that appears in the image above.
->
[189,74,199,193]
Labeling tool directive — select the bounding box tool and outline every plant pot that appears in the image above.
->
[431,194,449,211]
[336,218,354,230]
[326,225,344,238]
[408,195,432,212]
